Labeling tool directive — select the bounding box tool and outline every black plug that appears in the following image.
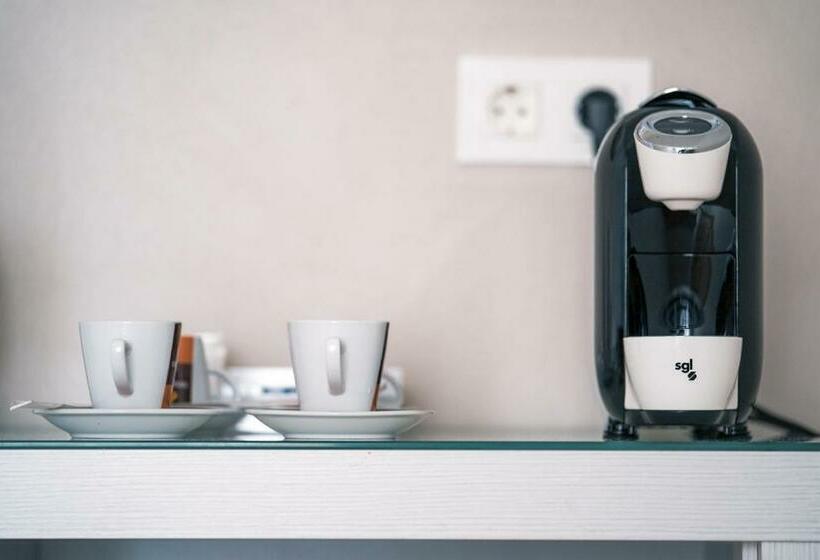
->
[577,88,619,155]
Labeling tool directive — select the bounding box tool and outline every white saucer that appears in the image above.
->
[33,407,229,440]
[170,404,247,434]
[245,409,434,440]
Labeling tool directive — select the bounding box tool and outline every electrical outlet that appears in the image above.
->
[487,83,538,139]
[456,56,652,166]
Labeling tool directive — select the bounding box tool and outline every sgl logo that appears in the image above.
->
[674,358,697,381]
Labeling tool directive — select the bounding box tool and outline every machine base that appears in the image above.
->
[604,418,750,441]
[624,409,738,427]
[606,410,745,441]
[603,418,638,440]
[692,423,751,441]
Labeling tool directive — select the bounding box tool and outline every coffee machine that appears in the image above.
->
[594,88,762,439]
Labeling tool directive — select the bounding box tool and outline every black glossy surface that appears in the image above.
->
[627,254,735,336]
[638,89,716,109]
[594,90,763,427]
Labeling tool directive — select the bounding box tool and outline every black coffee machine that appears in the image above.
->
[594,88,762,439]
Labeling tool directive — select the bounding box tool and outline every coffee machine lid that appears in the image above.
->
[635,109,732,155]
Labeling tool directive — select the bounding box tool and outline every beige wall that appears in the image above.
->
[1,0,818,432]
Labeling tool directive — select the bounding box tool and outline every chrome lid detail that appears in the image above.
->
[635,109,732,154]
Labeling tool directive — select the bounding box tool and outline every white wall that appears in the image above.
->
[1,0,819,431]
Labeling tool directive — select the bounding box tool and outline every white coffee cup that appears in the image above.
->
[623,335,742,411]
[79,320,182,409]
[288,320,389,412]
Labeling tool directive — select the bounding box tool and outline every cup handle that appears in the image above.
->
[208,370,237,402]
[380,369,400,397]
[110,338,132,396]
[325,337,344,395]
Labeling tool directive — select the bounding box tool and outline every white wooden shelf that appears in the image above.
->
[1,447,818,542]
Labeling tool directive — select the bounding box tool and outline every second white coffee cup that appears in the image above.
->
[288,320,389,412]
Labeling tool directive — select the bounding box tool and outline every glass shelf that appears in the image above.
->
[1,420,818,451]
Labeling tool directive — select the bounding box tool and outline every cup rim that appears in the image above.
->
[79,320,181,326]
[288,320,389,325]
[623,335,742,341]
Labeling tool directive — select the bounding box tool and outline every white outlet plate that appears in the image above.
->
[456,56,653,166]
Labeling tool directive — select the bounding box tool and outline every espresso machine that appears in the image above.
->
[594,88,762,439]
